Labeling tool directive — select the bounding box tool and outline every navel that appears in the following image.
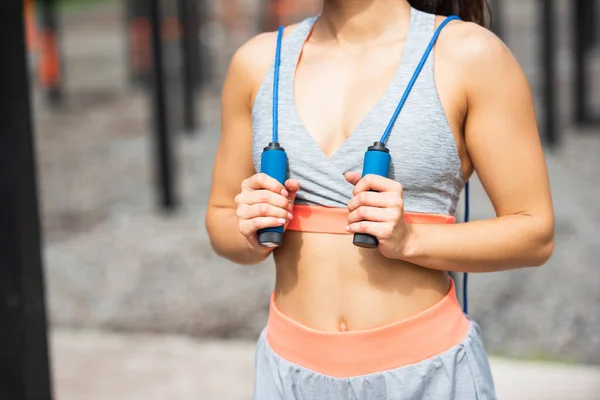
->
[338,317,349,332]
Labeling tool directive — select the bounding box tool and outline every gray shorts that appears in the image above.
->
[254,321,496,399]
[254,286,497,400]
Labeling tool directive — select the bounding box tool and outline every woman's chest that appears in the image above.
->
[293,44,406,158]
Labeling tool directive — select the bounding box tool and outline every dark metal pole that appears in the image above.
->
[194,0,208,91]
[126,0,152,86]
[178,0,198,134]
[0,1,54,399]
[124,0,137,84]
[573,0,587,125]
[149,0,177,210]
[541,0,558,147]
[38,0,63,105]
[572,0,599,126]
[489,0,503,38]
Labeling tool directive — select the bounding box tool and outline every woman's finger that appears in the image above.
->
[347,191,402,212]
[353,175,403,196]
[284,178,300,193]
[242,173,288,197]
[239,217,287,237]
[284,180,299,212]
[347,206,400,224]
[237,203,293,220]
[345,221,394,238]
[344,171,362,186]
[241,189,290,209]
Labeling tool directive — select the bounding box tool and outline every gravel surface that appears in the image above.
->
[36,1,600,366]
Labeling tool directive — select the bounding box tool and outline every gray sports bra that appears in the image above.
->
[252,7,465,218]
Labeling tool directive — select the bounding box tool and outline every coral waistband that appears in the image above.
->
[266,279,471,378]
[287,204,456,234]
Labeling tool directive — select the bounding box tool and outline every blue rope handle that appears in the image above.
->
[380,15,460,143]
[272,26,285,143]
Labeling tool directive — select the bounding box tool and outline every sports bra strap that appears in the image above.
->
[380,15,460,143]
[271,15,461,144]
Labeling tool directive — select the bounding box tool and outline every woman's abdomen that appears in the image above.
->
[272,230,451,332]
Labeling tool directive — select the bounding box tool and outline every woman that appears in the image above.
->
[206,0,554,398]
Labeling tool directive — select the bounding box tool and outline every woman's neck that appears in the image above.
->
[316,0,412,44]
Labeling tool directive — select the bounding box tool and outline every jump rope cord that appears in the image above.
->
[271,17,470,312]
[272,26,285,143]
[380,15,460,143]
[463,181,470,315]
[273,15,460,144]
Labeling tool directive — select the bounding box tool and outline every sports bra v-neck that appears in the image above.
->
[251,8,464,234]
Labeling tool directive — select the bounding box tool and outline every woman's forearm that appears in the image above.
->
[205,206,272,265]
[400,214,554,273]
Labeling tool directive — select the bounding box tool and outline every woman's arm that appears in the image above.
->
[206,34,284,265]
[404,23,555,272]
[346,23,554,272]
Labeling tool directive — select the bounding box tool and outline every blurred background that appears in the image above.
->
[2,0,600,399]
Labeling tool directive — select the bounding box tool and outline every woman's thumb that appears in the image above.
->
[344,171,362,185]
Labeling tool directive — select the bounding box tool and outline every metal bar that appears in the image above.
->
[572,0,600,126]
[581,0,597,50]
[126,0,152,86]
[194,0,208,90]
[489,0,503,38]
[38,0,63,105]
[589,0,599,48]
[541,0,558,147]
[0,1,54,399]
[573,0,588,125]
[124,0,137,84]
[178,0,197,134]
[149,0,177,210]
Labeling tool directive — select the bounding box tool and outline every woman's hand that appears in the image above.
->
[345,172,413,259]
[234,173,299,251]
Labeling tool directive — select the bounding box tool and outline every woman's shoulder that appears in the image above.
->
[433,16,513,69]
[228,23,303,94]
[432,15,523,97]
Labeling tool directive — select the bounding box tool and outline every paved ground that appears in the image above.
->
[51,329,600,400]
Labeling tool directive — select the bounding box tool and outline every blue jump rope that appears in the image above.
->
[257,16,470,314]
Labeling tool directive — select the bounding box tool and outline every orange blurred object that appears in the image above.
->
[162,17,182,41]
[38,29,61,88]
[25,0,39,51]
[130,17,152,76]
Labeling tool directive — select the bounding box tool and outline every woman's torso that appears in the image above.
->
[250,8,470,332]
